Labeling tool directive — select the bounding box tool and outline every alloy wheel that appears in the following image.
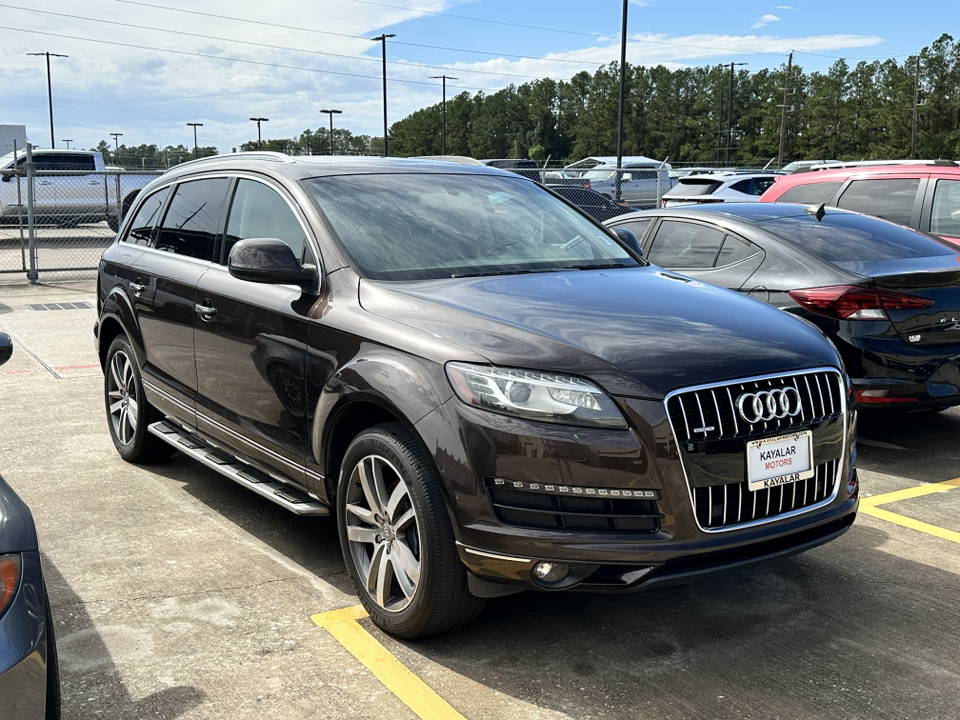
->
[107,349,138,445]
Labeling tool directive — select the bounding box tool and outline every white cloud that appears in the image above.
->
[630,1,657,6]
[776,5,795,9]
[752,14,781,29]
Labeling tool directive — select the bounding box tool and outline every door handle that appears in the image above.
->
[129,281,146,297]
[38,180,53,185]
[195,302,217,322]
[89,180,101,185]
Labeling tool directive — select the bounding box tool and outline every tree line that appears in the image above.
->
[89,34,959,168]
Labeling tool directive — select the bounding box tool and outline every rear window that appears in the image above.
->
[758,211,955,263]
[665,179,723,197]
[775,182,843,205]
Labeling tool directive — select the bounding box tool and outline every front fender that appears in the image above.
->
[311,348,453,475]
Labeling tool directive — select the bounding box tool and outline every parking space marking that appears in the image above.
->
[859,476,960,545]
[312,606,467,720]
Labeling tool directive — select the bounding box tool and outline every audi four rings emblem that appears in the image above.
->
[737,388,802,423]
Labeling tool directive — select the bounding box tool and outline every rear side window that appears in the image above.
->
[836,178,921,225]
[124,186,170,246]
[647,220,725,268]
[224,180,307,263]
[155,178,230,261]
[751,177,777,195]
[775,181,843,205]
[717,235,760,265]
[930,179,960,236]
[759,212,954,263]
[730,179,752,194]
[614,219,652,241]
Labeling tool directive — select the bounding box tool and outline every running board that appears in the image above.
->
[147,421,331,516]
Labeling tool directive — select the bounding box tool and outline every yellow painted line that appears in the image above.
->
[861,505,960,545]
[859,476,960,507]
[312,606,467,720]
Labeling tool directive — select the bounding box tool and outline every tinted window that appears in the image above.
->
[124,186,170,247]
[647,221,725,268]
[758,211,954,263]
[305,174,638,281]
[776,181,843,205]
[615,219,652,240]
[930,179,960,237]
[837,178,920,225]
[224,180,307,263]
[730,179,752,194]
[666,179,722,197]
[33,154,96,172]
[155,178,229,261]
[717,235,760,265]
[751,177,777,195]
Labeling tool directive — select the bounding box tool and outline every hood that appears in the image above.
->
[359,267,840,398]
[0,474,38,553]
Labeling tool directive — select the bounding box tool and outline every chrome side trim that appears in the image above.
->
[456,543,534,564]
[664,367,847,534]
[196,411,305,475]
[142,379,195,417]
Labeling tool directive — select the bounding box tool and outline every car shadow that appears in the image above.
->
[44,558,206,719]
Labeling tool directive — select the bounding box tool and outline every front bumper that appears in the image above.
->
[0,551,53,720]
[415,379,858,594]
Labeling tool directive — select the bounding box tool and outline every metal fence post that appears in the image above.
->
[25,143,38,284]
[13,140,27,273]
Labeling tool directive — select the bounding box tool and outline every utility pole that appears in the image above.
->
[372,34,396,156]
[726,62,748,164]
[27,52,68,148]
[777,52,794,170]
[319,109,342,155]
[110,132,122,166]
[615,0,628,203]
[249,117,268,150]
[62,139,72,149]
[716,91,724,164]
[911,55,921,159]
[429,75,458,155]
[187,123,203,160]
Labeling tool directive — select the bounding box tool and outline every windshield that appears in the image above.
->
[758,211,956,263]
[304,173,639,280]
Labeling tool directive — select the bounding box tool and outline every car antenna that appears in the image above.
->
[804,203,826,221]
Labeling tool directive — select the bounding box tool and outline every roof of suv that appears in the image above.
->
[161,152,517,183]
[760,162,960,201]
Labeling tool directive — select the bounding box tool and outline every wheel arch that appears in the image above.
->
[97,290,145,370]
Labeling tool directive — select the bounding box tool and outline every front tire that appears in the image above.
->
[104,336,172,463]
[337,423,486,638]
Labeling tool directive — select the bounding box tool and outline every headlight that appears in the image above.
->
[446,362,627,429]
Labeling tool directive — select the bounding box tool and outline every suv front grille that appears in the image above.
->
[694,458,838,529]
[488,483,663,533]
[667,370,842,444]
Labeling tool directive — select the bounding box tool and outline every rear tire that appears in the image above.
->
[337,423,486,639]
[104,335,173,463]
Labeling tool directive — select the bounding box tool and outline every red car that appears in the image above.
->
[759,161,960,247]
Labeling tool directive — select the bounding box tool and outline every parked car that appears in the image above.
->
[480,158,542,182]
[564,156,673,209]
[0,331,60,720]
[95,152,857,638]
[661,172,782,207]
[668,166,715,180]
[606,202,960,409]
[0,148,156,230]
[542,170,591,189]
[780,160,841,173]
[759,161,960,247]
[545,184,631,221]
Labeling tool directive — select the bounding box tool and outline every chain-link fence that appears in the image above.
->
[0,160,162,284]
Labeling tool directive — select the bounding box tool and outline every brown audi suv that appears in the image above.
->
[95,153,858,638]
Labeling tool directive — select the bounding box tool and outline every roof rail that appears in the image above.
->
[799,159,958,173]
[163,151,294,174]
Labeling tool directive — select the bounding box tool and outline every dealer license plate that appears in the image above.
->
[746,431,814,492]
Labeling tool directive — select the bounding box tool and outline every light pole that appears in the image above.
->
[615,0,628,203]
[725,62,748,164]
[110,132,122,166]
[27,52,68,148]
[429,75,458,155]
[911,55,921,160]
[187,122,203,159]
[371,34,396,156]
[249,117,268,150]
[62,139,72,149]
[319,109,342,155]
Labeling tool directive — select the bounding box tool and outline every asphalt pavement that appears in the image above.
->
[2,279,959,720]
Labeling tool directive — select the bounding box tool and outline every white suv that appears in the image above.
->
[661,171,782,207]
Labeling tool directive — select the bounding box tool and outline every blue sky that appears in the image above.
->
[0,0,952,153]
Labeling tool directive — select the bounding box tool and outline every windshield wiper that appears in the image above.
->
[557,263,630,271]
[451,269,545,278]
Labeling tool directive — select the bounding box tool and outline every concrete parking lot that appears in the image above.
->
[2,280,960,720]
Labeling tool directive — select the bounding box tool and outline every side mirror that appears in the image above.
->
[621,173,632,182]
[1,173,11,183]
[611,227,643,256]
[0,331,12,366]
[228,238,318,291]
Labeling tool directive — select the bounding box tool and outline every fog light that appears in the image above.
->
[532,561,570,584]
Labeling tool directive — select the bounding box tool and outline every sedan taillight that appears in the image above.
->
[0,554,20,618]
[789,285,934,320]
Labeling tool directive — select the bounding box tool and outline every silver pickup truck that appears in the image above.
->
[0,149,157,231]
